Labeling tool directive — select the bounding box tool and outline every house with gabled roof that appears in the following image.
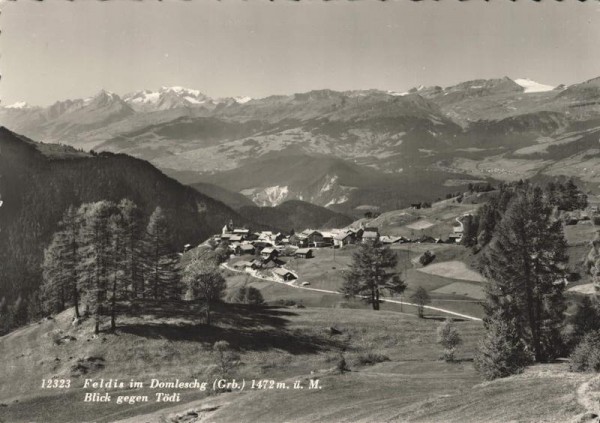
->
[361,227,379,244]
[295,248,314,259]
[261,247,279,262]
[273,267,297,281]
[235,243,255,256]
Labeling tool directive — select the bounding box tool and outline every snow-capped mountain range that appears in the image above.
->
[2,77,558,111]
[2,75,600,212]
[120,86,253,112]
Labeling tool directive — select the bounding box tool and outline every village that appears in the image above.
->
[190,191,600,289]
[195,213,476,285]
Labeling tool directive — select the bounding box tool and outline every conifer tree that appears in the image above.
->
[41,206,81,317]
[572,296,600,342]
[564,178,587,211]
[118,199,145,299]
[477,200,499,248]
[108,210,126,331]
[480,186,568,363]
[78,201,117,334]
[340,242,399,310]
[0,297,8,334]
[474,315,533,380]
[11,295,28,327]
[41,236,69,313]
[144,207,180,300]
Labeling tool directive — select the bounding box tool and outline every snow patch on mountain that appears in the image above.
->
[387,91,409,97]
[320,175,339,193]
[127,91,160,104]
[162,86,202,97]
[234,96,253,104]
[122,86,213,110]
[514,78,555,93]
[241,186,290,207]
[325,195,349,207]
[3,101,31,109]
[184,96,204,105]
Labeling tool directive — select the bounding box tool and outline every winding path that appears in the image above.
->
[222,263,482,321]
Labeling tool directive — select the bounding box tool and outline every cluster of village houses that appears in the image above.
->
[206,200,593,283]
[204,215,482,283]
[209,220,411,283]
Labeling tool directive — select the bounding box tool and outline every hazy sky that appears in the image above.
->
[2,1,600,106]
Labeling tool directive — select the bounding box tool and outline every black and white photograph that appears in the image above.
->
[1,1,600,422]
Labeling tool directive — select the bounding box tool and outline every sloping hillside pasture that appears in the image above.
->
[224,269,432,317]
[568,283,595,295]
[564,222,599,289]
[254,245,486,318]
[564,222,599,247]
[431,282,486,300]
[417,261,486,283]
[158,364,585,423]
[351,200,478,239]
[0,304,484,423]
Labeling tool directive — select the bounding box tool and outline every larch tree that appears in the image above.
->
[479,185,568,364]
[144,206,180,300]
[78,201,117,334]
[41,206,81,317]
[118,199,146,299]
[41,236,69,313]
[340,242,399,310]
[108,210,127,331]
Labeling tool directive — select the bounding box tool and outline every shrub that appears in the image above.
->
[419,250,436,266]
[474,318,533,380]
[277,299,297,307]
[572,296,600,343]
[570,330,600,372]
[213,341,241,378]
[410,287,431,318]
[229,286,265,305]
[337,353,350,374]
[356,352,390,366]
[437,318,462,362]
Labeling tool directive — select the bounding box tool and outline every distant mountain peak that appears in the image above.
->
[514,78,555,93]
[234,96,253,104]
[159,86,203,97]
[122,86,214,110]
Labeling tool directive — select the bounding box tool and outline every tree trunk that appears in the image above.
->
[206,301,211,326]
[520,233,542,361]
[94,308,100,334]
[73,286,80,318]
[110,278,117,331]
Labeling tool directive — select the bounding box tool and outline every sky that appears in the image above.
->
[1,1,600,106]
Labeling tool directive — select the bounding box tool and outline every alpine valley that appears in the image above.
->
[3,76,600,215]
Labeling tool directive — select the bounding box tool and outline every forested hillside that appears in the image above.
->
[0,127,254,323]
